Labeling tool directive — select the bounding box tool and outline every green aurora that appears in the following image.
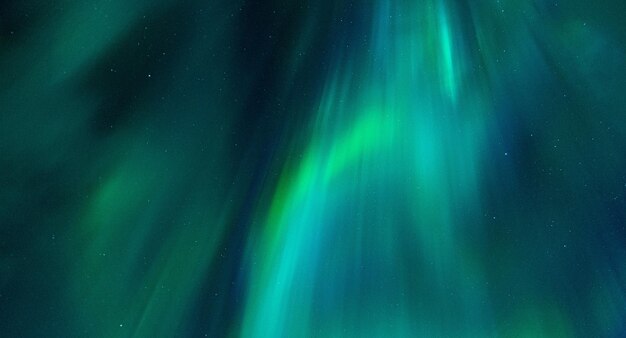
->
[1,0,626,337]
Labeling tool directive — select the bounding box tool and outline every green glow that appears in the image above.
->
[2,0,626,336]
[241,1,493,336]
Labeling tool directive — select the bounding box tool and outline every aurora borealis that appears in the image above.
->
[2,0,626,336]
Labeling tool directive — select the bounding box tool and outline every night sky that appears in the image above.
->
[2,0,626,337]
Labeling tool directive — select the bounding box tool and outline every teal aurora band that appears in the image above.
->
[1,0,626,337]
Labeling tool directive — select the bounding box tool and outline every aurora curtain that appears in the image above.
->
[1,0,626,336]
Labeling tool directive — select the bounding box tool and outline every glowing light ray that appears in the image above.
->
[242,1,494,336]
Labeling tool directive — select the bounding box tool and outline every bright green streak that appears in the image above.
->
[241,1,509,336]
[3,0,625,336]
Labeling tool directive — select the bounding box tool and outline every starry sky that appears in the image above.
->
[1,0,626,337]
